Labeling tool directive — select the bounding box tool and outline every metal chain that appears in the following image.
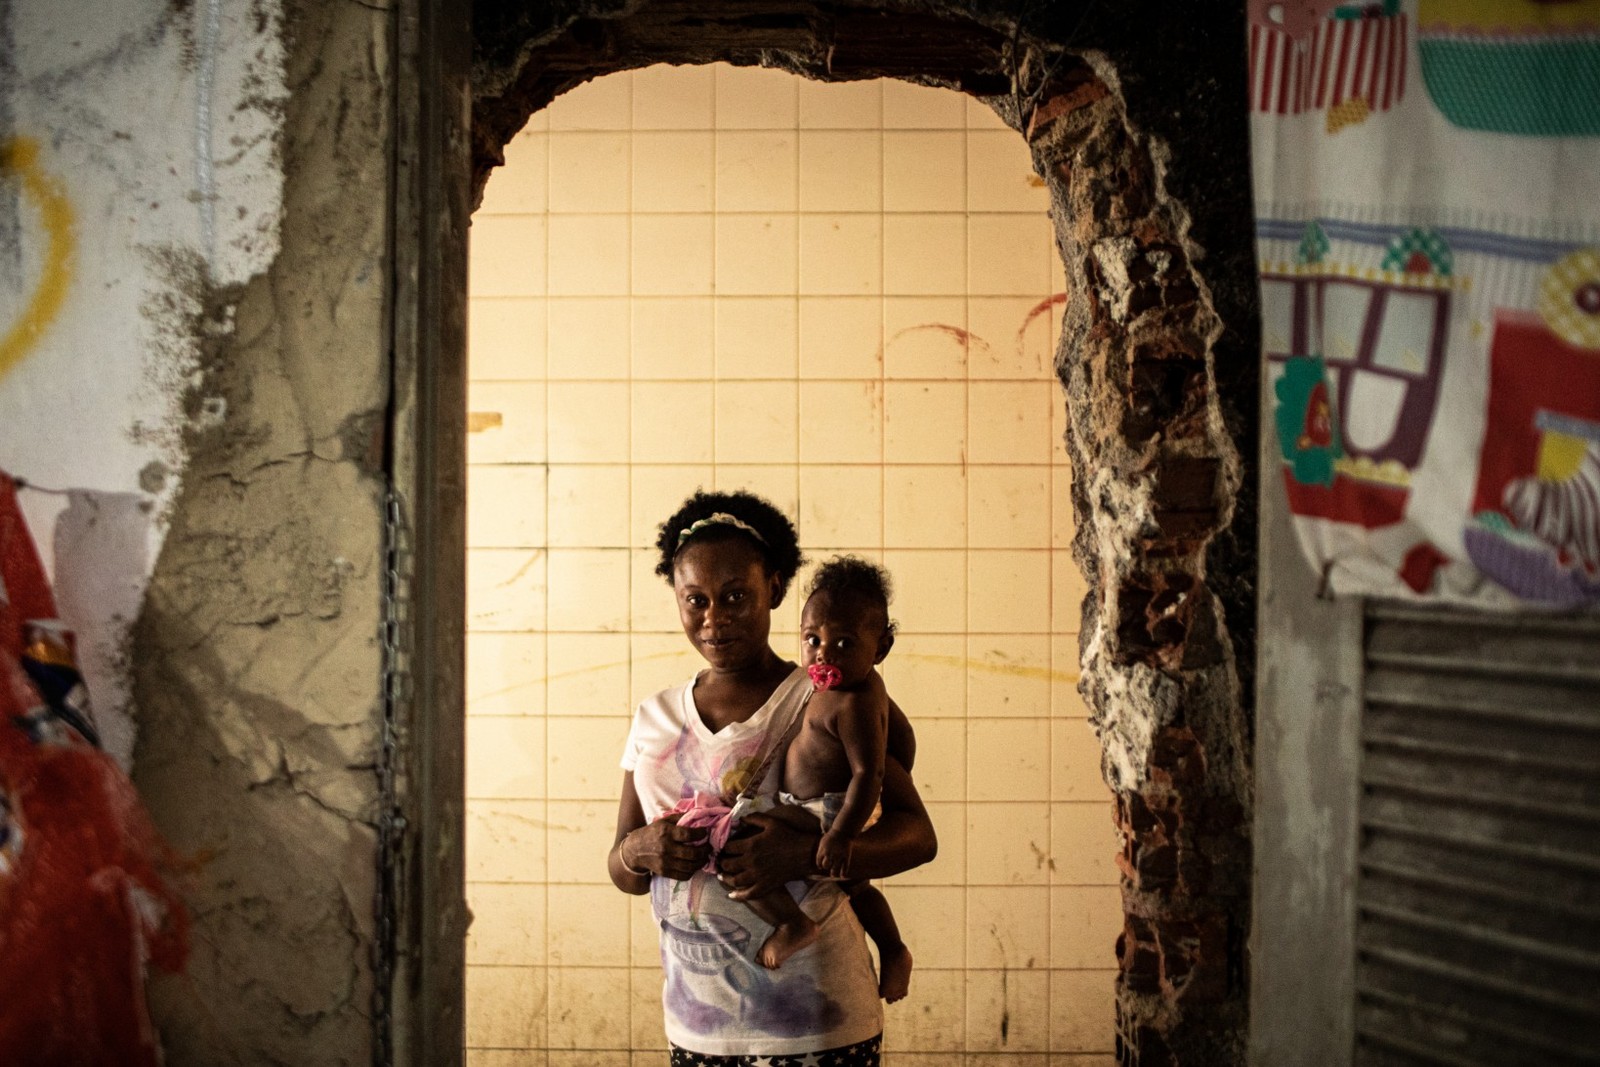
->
[374,485,411,1066]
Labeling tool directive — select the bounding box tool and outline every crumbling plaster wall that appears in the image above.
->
[469,2,1259,1064]
[128,0,396,1063]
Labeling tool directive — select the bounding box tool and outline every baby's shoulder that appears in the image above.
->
[819,670,888,715]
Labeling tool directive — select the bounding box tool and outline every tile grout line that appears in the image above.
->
[791,72,802,526]
[540,80,558,1031]
[709,67,719,492]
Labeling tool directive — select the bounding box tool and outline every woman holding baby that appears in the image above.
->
[609,490,935,1066]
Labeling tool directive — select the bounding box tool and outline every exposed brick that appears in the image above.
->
[1117,1014,1179,1067]
[1117,916,1163,994]
[1132,219,1168,246]
[1117,175,1154,224]
[1113,571,1203,670]
[1123,357,1207,444]
[1134,841,1178,890]
[1167,913,1231,1004]
[1116,791,1150,832]
[1150,726,1206,789]
[1025,72,1111,141]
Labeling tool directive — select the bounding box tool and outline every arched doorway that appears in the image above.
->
[439,4,1261,1064]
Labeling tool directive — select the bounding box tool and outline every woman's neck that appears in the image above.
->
[694,648,794,731]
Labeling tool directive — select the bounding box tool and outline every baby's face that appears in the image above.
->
[799,591,890,689]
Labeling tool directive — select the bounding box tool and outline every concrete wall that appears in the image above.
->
[131,0,397,1061]
[1248,412,1363,1066]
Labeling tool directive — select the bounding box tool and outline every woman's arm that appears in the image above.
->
[716,755,935,900]
[887,697,915,773]
[609,771,712,894]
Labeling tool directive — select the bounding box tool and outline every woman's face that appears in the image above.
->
[672,537,781,672]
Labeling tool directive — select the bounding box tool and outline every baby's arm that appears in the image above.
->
[816,677,888,877]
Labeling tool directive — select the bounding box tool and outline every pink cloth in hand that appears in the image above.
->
[662,791,737,873]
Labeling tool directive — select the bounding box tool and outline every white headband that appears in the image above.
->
[676,512,768,549]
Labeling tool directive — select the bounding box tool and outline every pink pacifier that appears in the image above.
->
[807,663,842,691]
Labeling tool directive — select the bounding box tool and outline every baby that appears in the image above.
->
[738,556,916,1002]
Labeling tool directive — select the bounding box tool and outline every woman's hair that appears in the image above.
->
[655,490,804,605]
[806,555,896,634]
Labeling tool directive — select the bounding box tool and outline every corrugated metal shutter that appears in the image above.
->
[1355,602,1600,1066]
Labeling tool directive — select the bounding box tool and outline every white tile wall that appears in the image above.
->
[466,62,1114,1061]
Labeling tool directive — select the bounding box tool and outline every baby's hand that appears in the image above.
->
[816,830,853,879]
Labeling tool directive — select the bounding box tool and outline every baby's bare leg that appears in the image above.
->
[742,804,823,969]
[744,886,818,969]
[845,881,913,1002]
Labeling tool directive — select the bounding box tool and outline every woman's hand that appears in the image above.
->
[717,755,937,896]
[612,771,710,893]
[621,812,711,881]
[715,811,819,900]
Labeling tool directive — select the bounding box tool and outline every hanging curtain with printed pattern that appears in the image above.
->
[1249,0,1600,607]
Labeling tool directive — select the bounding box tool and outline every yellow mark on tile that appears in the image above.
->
[908,652,1081,684]
[0,137,76,382]
[466,679,543,707]
[902,652,1079,683]
[467,411,504,433]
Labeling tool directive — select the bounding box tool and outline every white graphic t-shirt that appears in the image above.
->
[621,666,882,1055]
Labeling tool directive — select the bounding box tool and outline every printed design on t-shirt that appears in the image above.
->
[653,859,847,1041]
[661,937,847,1041]
[668,720,767,802]
[649,688,851,1045]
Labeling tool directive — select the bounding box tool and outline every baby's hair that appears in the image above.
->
[806,555,896,635]
[655,490,804,606]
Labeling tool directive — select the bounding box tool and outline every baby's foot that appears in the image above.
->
[757,917,819,970]
[878,943,913,1003]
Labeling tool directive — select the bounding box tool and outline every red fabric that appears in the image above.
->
[0,475,57,639]
[1398,541,1450,594]
[1473,311,1600,518]
[1282,474,1408,529]
[0,473,188,1066]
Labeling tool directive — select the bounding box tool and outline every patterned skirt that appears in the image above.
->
[668,1034,882,1066]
